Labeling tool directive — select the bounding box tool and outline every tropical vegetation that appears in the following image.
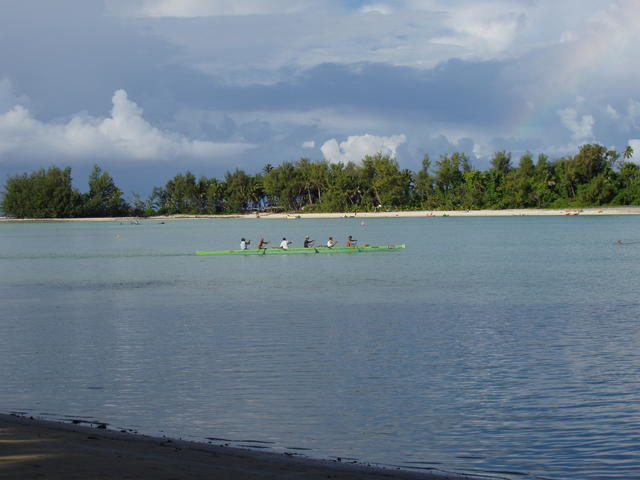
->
[1,144,639,218]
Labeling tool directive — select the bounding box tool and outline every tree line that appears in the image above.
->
[1,144,638,218]
[1,165,129,218]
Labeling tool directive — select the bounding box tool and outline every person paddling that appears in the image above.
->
[280,237,292,249]
[240,238,251,250]
[303,236,315,248]
[258,237,270,249]
[327,236,337,248]
[346,235,357,247]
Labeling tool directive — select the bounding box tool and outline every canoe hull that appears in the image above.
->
[195,244,405,256]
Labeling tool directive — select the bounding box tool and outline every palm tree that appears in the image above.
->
[623,145,634,160]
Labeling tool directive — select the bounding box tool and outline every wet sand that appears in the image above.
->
[0,414,467,480]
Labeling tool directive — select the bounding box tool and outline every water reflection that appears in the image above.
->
[1,217,640,479]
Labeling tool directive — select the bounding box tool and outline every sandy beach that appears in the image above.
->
[0,414,467,480]
[2,206,640,223]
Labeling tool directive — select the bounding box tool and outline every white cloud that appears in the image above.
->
[302,140,315,149]
[560,31,576,43]
[603,99,640,132]
[437,11,522,57]
[472,142,485,159]
[112,0,551,84]
[107,0,638,92]
[0,89,254,162]
[406,0,539,58]
[138,9,451,85]
[320,134,406,164]
[558,107,594,142]
[360,4,393,15]
[543,0,640,94]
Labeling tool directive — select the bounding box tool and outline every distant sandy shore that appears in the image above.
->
[2,206,640,222]
[0,413,465,480]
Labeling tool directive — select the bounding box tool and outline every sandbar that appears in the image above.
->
[0,413,468,480]
[2,206,640,222]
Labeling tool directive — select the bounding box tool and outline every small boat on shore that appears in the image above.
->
[196,244,405,256]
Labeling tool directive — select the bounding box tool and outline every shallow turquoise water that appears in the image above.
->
[1,216,640,479]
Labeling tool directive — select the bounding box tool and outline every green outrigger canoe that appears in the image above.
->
[196,244,405,256]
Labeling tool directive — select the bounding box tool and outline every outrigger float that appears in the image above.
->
[196,244,405,256]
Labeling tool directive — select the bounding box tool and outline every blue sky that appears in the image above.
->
[1,0,639,196]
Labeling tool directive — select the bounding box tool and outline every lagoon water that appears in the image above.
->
[1,216,640,479]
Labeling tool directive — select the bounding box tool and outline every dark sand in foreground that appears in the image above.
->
[0,414,468,480]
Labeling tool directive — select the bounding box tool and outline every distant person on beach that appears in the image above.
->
[327,236,337,247]
[346,235,357,247]
[240,238,250,250]
[280,238,292,249]
[258,237,270,249]
[303,236,314,248]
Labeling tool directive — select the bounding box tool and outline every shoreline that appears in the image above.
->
[2,206,640,222]
[0,413,467,480]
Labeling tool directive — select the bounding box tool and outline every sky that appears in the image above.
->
[1,0,640,197]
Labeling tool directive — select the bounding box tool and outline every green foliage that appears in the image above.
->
[2,166,82,218]
[623,145,634,160]
[262,162,303,211]
[298,158,329,207]
[413,154,434,207]
[146,186,168,215]
[577,175,616,205]
[163,171,200,214]
[433,152,470,208]
[202,177,225,214]
[361,153,412,209]
[490,150,512,176]
[84,165,129,217]
[3,143,640,218]
[612,161,640,205]
[318,163,354,211]
[224,169,262,213]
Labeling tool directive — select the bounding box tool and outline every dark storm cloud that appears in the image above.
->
[0,0,181,119]
[163,60,514,128]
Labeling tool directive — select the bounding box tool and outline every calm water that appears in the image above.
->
[1,216,639,479]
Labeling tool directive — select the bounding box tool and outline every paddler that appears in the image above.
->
[240,238,251,250]
[257,237,270,249]
[327,236,337,247]
[280,237,292,249]
[303,235,315,248]
[346,235,357,247]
